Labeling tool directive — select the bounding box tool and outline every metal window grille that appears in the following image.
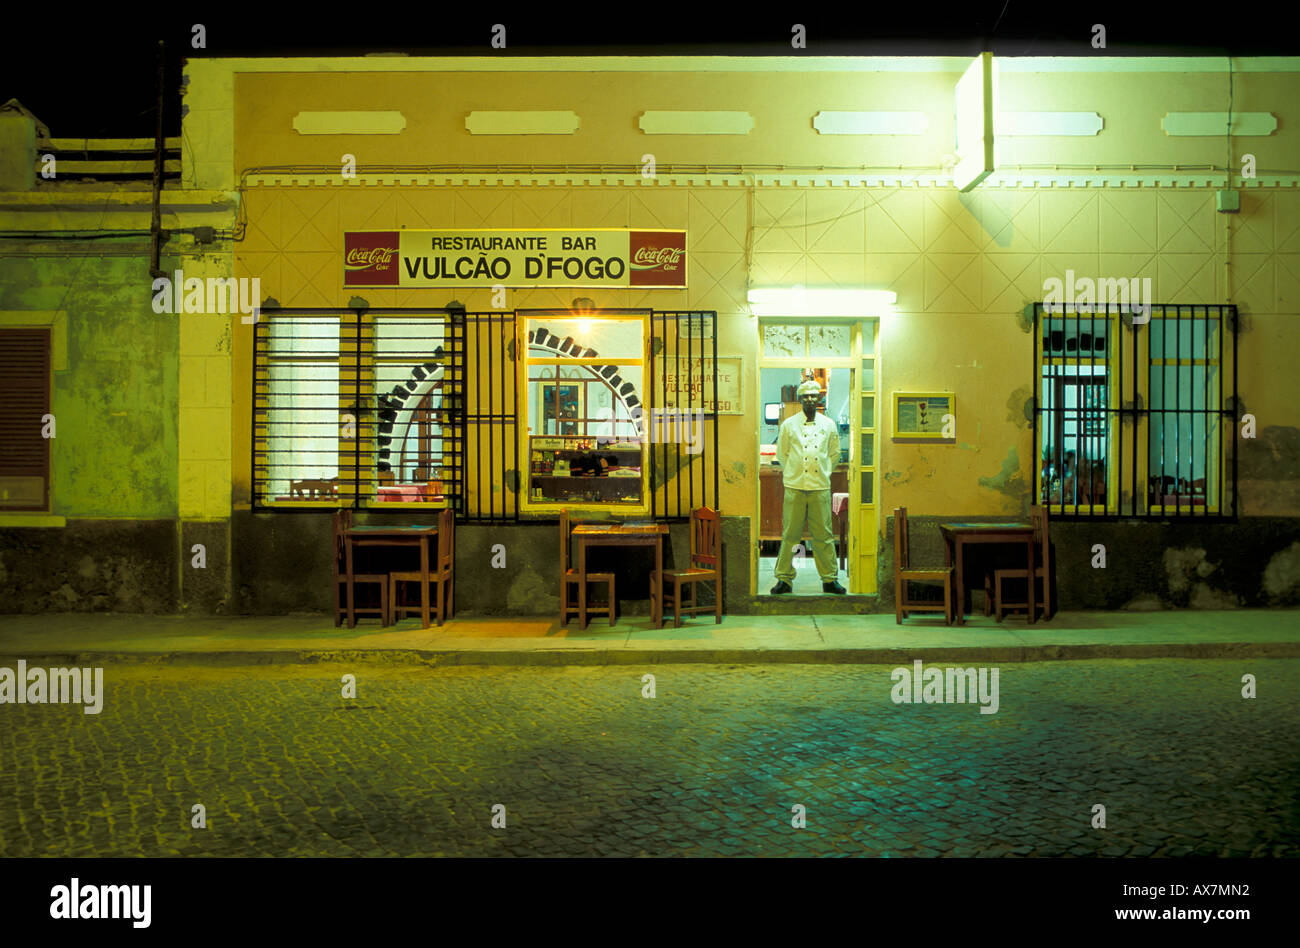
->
[649,311,721,519]
[462,309,518,522]
[1033,302,1237,520]
[252,306,467,513]
[254,307,719,521]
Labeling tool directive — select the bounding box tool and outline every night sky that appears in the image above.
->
[1,5,1296,138]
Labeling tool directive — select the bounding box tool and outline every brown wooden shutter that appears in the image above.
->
[0,327,51,510]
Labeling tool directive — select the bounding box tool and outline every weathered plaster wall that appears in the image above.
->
[0,521,180,613]
[0,252,179,518]
[0,147,237,613]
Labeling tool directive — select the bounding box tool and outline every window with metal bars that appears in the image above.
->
[252,307,718,521]
[1033,303,1237,519]
[649,311,721,519]
[252,307,467,513]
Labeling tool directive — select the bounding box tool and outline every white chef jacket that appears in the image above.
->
[776,411,839,491]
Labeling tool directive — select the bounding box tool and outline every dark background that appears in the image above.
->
[2,3,1299,139]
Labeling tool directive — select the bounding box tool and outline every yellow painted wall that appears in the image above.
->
[223,64,1300,174]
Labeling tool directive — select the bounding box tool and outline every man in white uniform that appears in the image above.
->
[771,378,846,595]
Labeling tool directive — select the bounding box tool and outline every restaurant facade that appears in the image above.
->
[2,56,1299,617]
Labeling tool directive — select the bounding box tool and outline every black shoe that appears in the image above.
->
[822,580,846,594]
[770,581,793,595]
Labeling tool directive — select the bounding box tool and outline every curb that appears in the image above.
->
[2,641,1298,667]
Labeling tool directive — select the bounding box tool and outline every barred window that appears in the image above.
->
[253,306,718,521]
[1034,303,1237,519]
[253,307,462,511]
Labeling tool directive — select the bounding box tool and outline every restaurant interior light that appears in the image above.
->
[953,52,997,192]
[747,287,897,317]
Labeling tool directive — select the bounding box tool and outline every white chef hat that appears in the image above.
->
[797,379,822,397]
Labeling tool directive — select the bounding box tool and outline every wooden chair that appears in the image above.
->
[560,509,615,629]
[993,505,1052,621]
[294,477,338,499]
[893,507,953,624]
[333,509,389,627]
[652,506,722,628]
[390,507,455,626]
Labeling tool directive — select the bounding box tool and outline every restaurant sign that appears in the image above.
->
[344,229,686,288]
[659,357,742,415]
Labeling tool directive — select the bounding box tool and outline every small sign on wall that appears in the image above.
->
[659,357,742,414]
[892,392,956,441]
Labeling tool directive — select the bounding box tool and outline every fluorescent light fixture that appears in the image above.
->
[953,52,997,192]
[747,287,897,317]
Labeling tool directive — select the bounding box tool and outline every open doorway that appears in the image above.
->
[757,366,852,594]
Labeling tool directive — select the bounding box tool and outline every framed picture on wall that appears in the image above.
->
[892,392,956,441]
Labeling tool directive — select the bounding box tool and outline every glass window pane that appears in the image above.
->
[268,316,336,356]
[861,394,875,423]
[528,365,644,439]
[762,323,805,359]
[527,317,642,360]
[1040,362,1108,508]
[861,359,875,392]
[808,324,850,358]
[268,361,338,497]
[524,315,648,508]
[860,434,874,466]
[368,317,454,504]
[860,471,873,504]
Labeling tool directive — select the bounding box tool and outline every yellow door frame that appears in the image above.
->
[754,319,874,594]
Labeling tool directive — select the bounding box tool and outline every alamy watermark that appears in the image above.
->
[50,878,150,928]
[890,659,999,714]
[616,406,705,454]
[0,660,104,714]
[1043,270,1151,324]
[151,269,261,321]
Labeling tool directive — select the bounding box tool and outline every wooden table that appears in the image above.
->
[938,522,1035,625]
[345,524,438,628]
[572,523,670,626]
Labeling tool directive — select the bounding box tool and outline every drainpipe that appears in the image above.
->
[148,40,166,279]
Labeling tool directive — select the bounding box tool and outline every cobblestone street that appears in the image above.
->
[1,659,1296,857]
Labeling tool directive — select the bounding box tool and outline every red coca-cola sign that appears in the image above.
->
[344,231,399,286]
[629,230,686,286]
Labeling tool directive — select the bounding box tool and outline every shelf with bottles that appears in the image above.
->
[527,435,643,505]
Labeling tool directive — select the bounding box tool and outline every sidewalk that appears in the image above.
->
[0,609,1297,666]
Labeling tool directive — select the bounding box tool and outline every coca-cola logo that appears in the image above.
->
[344,231,400,286]
[345,246,395,269]
[628,230,686,287]
[632,246,684,266]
